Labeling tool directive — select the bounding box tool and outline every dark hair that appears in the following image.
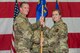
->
[20,2,29,7]
[52,9,61,15]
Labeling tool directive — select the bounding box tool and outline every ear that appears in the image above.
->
[20,8,22,11]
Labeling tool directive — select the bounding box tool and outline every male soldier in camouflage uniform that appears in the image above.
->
[13,2,40,53]
[40,9,69,53]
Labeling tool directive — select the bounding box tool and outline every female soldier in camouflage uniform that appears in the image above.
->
[41,10,69,53]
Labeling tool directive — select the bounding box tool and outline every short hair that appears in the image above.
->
[52,9,61,15]
[20,2,29,8]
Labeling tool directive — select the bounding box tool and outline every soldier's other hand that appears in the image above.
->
[40,16,44,25]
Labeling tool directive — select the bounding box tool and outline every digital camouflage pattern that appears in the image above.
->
[13,13,68,53]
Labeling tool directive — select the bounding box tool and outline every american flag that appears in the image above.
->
[0,0,80,53]
[11,0,19,53]
[14,0,19,20]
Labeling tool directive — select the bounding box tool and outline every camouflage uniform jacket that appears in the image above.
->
[13,13,40,53]
[44,19,69,53]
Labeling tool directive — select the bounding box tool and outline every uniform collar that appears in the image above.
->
[19,12,27,18]
[54,19,63,26]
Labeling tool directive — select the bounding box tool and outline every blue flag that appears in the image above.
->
[36,0,48,21]
[14,0,19,20]
[56,0,59,9]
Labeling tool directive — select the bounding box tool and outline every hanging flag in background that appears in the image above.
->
[11,0,19,53]
[0,0,80,53]
[36,0,48,21]
[14,0,19,20]
[56,0,59,9]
